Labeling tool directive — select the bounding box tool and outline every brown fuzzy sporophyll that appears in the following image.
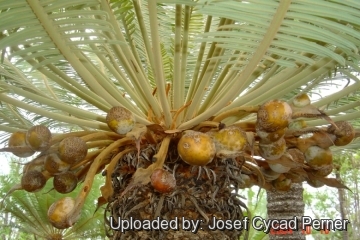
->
[1,95,355,239]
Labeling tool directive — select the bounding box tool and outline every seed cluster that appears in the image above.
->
[6,125,94,229]
[3,99,355,234]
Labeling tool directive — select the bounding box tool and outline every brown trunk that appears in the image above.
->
[336,171,349,240]
[351,156,360,239]
[267,182,305,240]
[107,145,248,239]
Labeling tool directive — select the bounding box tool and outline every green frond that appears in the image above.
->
[0,0,359,132]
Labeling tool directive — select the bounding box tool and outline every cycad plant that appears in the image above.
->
[1,1,360,239]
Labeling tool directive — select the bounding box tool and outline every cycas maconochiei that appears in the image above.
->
[1,1,360,239]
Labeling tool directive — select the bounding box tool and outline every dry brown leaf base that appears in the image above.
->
[105,144,247,240]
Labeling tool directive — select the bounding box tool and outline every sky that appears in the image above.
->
[0,153,11,175]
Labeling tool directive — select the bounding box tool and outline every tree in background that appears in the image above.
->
[303,150,360,240]
[1,1,360,239]
[267,183,305,240]
[240,187,268,240]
